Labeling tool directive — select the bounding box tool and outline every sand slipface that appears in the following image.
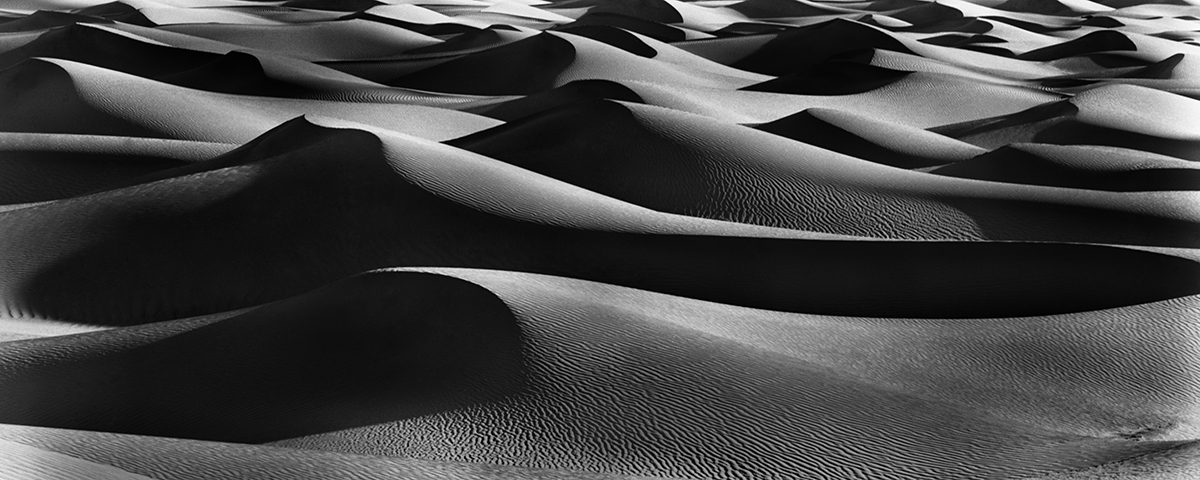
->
[1,0,1199,479]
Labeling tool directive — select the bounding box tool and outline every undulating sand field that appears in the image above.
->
[1,0,1199,478]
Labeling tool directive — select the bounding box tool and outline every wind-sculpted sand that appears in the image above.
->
[1,0,1199,479]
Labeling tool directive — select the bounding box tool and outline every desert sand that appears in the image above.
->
[1,0,1199,479]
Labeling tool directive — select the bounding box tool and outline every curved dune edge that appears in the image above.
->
[0,132,234,204]
[1029,441,1200,480]
[1,0,1199,478]
[0,58,502,143]
[0,423,674,480]
[0,268,1193,479]
[451,99,1200,246]
[0,438,154,480]
[2,118,1198,326]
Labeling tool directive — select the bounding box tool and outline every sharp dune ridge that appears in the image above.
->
[2,0,1200,479]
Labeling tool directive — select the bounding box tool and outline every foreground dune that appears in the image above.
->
[2,0,1199,478]
[0,268,1194,479]
[0,424,675,480]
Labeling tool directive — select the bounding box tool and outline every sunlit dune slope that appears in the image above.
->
[3,119,1196,326]
[2,0,1199,478]
[450,99,1200,245]
[0,268,1194,479]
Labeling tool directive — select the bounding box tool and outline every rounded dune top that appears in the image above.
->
[1071,83,1200,140]
[157,19,443,61]
[1,0,1199,478]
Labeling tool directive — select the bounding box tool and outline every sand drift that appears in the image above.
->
[1,0,1200,479]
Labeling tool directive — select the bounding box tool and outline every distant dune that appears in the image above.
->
[2,0,1199,479]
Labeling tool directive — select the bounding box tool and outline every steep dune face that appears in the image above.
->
[932,143,1200,191]
[451,99,1200,246]
[754,107,986,168]
[0,424,671,480]
[934,84,1200,159]
[0,271,526,443]
[2,0,1200,478]
[0,132,232,204]
[0,268,1194,479]
[0,58,501,142]
[0,440,154,480]
[4,119,1196,326]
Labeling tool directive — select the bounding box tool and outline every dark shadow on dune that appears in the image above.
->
[919,33,1007,48]
[732,19,915,75]
[555,0,683,24]
[1036,121,1200,161]
[558,11,685,43]
[888,1,966,26]
[1019,30,1138,61]
[711,23,793,36]
[11,119,1200,325]
[0,150,188,205]
[857,0,926,11]
[933,145,1200,191]
[0,10,109,33]
[943,195,1200,246]
[282,0,381,12]
[350,12,479,36]
[0,23,220,79]
[387,32,575,94]
[902,16,993,34]
[937,100,1200,161]
[931,100,1080,146]
[755,109,949,168]
[995,0,1080,16]
[987,14,1080,33]
[741,60,912,95]
[0,60,164,138]
[401,27,507,56]
[156,51,312,98]
[728,0,841,18]
[555,25,657,58]
[0,271,529,444]
[469,80,645,121]
[1076,15,1125,27]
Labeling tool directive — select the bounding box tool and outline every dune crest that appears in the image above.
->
[2,0,1200,478]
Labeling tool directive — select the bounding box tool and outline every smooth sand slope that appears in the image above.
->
[451,99,1200,245]
[2,119,1197,326]
[0,132,233,204]
[934,83,1200,159]
[0,440,154,480]
[932,143,1200,191]
[0,424,678,480]
[0,58,500,142]
[1,0,1199,479]
[0,268,1193,479]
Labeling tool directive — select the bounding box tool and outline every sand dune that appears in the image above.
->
[0,439,153,480]
[933,143,1200,190]
[158,20,444,61]
[0,423,677,480]
[1032,440,1200,480]
[754,106,987,167]
[1,268,1190,478]
[452,99,1200,245]
[2,0,1199,478]
[933,83,1200,159]
[0,58,501,142]
[0,132,232,204]
[3,118,1197,326]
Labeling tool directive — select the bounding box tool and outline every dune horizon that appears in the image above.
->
[2,0,1200,479]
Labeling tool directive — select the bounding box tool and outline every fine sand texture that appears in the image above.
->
[2,0,1200,479]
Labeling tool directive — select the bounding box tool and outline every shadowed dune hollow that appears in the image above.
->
[1,0,1200,479]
